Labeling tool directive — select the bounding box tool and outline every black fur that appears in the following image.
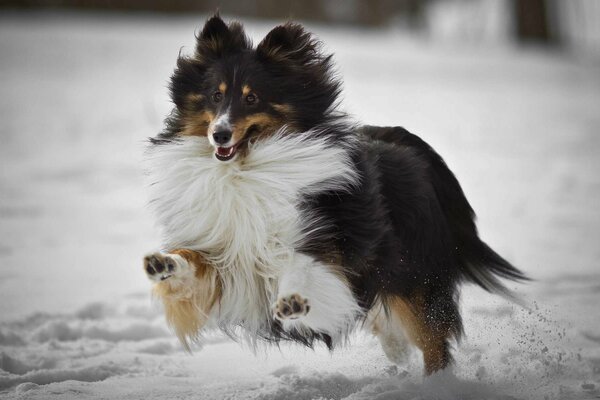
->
[155,15,528,356]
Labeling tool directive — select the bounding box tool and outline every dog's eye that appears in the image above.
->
[212,91,223,103]
[245,93,257,105]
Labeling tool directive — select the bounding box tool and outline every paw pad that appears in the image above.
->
[144,253,176,282]
[273,293,310,321]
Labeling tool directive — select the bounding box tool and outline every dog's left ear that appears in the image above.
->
[195,14,250,60]
[256,22,321,66]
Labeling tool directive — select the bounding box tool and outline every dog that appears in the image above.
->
[143,14,527,375]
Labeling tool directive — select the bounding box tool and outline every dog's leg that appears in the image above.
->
[144,249,220,349]
[273,253,360,337]
[386,294,458,375]
[369,302,411,365]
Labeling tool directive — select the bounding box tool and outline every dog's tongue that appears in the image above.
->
[217,147,234,157]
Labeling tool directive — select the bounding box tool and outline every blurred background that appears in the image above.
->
[2,0,600,52]
[0,1,599,399]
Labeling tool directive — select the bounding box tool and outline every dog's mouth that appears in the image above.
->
[215,143,239,162]
[213,126,260,162]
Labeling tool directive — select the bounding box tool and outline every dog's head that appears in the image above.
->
[165,14,341,162]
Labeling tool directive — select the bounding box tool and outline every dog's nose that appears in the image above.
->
[212,130,232,145]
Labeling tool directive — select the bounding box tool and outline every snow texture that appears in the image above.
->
[1,11,599,400]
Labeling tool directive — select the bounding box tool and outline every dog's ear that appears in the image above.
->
[195,14,250,60]
[256,23,320,66]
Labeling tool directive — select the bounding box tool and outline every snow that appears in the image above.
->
[1,10,600,400]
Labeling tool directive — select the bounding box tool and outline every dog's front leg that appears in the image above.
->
[273,253,361,338]
[144,249,220,349]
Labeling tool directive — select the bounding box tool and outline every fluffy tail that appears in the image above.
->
[459,239,529,301]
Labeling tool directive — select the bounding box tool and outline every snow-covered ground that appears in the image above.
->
[1,11,599,400]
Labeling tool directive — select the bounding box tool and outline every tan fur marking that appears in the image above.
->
[181,110,215,137]
[270,103,294,116]
[186,93,205,103]
[169,249,215,281]
[242,85,251,97]
[387,295,452,375]
[152,249,221,350]
[231,113,284,143]
[219,82,227,94]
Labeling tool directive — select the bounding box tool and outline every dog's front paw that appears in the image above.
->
[144,252,180,283]
[273,293,310,321]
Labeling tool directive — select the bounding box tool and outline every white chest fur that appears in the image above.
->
[145,133,359,336]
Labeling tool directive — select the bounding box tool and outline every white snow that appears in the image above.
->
[1,11,599,400]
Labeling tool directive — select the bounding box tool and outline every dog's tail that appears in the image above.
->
[457,238,529,301]
[360,125,529,299]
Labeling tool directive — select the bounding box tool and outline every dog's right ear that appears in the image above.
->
[195,14,250,60]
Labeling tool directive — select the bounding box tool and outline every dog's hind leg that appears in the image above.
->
[383,293,460,375]
[144,249,220,349]
[369,302,411,365]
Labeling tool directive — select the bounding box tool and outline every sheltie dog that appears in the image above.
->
[143,14,527,375]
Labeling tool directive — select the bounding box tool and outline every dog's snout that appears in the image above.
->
[213,130,232,145]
